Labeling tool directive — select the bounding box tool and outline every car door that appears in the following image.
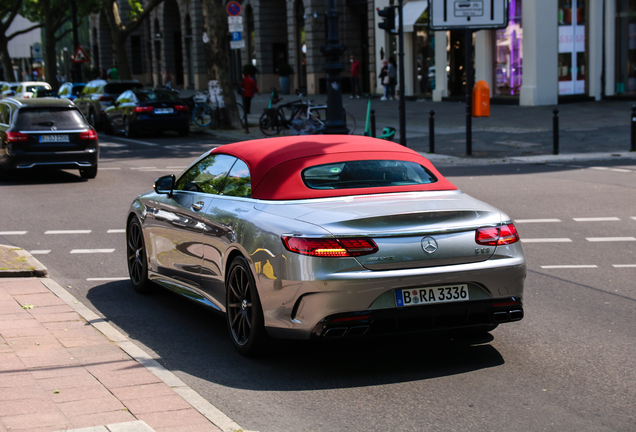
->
[145,153,239,292]
[76,82,92,117]
[109,91,129,131]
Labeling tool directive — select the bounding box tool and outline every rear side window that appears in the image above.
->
[26,85,48,92]
[302,160,438,190]
[15,108,86,131]
[104,82,143,94]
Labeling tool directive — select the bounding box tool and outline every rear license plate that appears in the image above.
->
[395,284,469,307]
[154,108,174,114]
[39,134,69,143]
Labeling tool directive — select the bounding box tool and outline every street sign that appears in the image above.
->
[231,32,242,42]
[230,40,246,49]
[32,42,42,62]
[229,23,244,32]
[72,46,90,63]
[228,16,243,25]
[226,1,241,16]
[429,0,508,30]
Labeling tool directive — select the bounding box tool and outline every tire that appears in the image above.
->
[226,256,268,356]
[88,110,98,129]
[192,104,212,127]
[127,216,154,294]
[79,164,97,179]
[124,117,136,138]
[259,110,283,136]
[103,117,114,135]
[178,126,190,137]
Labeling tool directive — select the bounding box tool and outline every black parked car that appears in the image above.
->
[104,88,190,137]
[75,79,143,130]
[0,98,99,179]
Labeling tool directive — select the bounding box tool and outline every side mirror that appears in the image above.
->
[154,174,175,197]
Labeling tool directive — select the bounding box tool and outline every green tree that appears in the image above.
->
[200,0,241,129]
[0,0,43,82]
[100,0,164,81]
[21,0,100,90]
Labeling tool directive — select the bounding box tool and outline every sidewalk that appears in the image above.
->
[0,245,250,432]
[180,88,636,162]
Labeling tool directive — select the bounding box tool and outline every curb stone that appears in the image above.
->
[0,244,48,277]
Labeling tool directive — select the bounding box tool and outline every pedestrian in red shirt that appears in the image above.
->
[240,72,260,115]
[349,55,362,99]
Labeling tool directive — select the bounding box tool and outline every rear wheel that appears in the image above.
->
[124,117,136,138]
[192,104,212,127]
[103,117,114,135]
[79,164,97,179]
[226,256,268,356]
[259,110,284,136]
[127,216,153,294]
[88,110,97,129]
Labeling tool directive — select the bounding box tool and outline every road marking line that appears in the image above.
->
[111,136,158,146]
[70,249,115,254]
[573,217,620,222]
[590,167,609,170]
[45,230,92,234]
[610,168,632,172]
[586,237,636,242]
[99,167,122,170]
[541,265,598,269]
[130,166,157,170]
[0,231,27,235]
[107,229,125,233]
[632,217,636,221]
[166,166,188,169]
[29,250,51,255]
[613,264,636,268]
[521,238,572,243]
[87,277,129,281]
[515,219,561,223]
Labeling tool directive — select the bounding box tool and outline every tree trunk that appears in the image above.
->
[43,21,59,90]
[111,31,131,79]
[0,41,15,82]
[200,0,241,129]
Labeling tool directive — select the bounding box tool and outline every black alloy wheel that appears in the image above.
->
[79,163,98,179]
[127,216,153,293]
[124,117,136,138]
[226,256,267,356]
[88,110,97,128]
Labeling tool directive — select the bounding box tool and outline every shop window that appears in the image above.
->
[558,0,586,95]
[615,0,636,94]
[495,0,522,96]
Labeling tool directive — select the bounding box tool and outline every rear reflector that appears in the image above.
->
[6,132,29,142]
[282,236,378,257]
[133,106,154,113]
[79,130,98,140]
[476,223,520,246]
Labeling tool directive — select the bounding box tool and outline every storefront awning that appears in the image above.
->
[397,0,429,33]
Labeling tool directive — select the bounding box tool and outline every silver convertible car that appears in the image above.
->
[127,136,526,355]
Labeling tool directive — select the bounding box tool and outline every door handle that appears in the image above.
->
[191,201,204,211]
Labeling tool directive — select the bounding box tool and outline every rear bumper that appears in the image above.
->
[309,297,523,339]
[2,148,98,170]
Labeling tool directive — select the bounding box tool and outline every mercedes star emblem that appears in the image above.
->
[51,126,57,131]
[421,237,438,254]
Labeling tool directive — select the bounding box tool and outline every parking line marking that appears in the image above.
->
[521,238,572,243]
[130,167,157,170]
[586,237,636,242]
[87,277,129,281]
[45,230,92,234]
[99,167,121,170]
[107,229,125,233]
[166,166,187,169]
[613,264,636,268]
[610,168,632,172]
[573,217,620,222]
[590,167,609,170]
[29,250,51,255]
[70,249,115,254]
[515,219,561,223]
[111,137,158,146]
[0,231,27,235]
[541,265,598,269]
[632,217,636,221]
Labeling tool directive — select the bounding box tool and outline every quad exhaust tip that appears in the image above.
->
[323,326,370,338]
[492,309,524,323]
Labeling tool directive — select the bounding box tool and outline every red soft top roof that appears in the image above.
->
[210,135,457,200]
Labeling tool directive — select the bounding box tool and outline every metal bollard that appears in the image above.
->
[370,109,376,138]
[553,108,559,155]
[631,105,636,152]
[429,110,435,153]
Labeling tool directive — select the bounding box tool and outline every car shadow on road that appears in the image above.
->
[0,168,88,185]
[87,280,505,392]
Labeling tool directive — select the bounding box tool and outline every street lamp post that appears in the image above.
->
[321,0,349,135]
[71,0,82,83]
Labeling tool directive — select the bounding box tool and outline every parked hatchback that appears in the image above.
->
[0,98,99,179]
[75,79,143,130]
[104,88,190,137]
[14,81,52,99]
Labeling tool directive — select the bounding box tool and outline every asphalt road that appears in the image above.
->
[1,131,635,432]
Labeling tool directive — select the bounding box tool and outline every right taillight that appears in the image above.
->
[282,236,378,257]
[476,223,520,246]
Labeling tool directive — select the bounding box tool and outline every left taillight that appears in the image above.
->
[6,132,29,142]
[79,129,98,140]
[475,223,520,246]
[282,236,378,257]
[175,105,189,111]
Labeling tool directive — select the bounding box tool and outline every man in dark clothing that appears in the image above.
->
[240,72,260,115]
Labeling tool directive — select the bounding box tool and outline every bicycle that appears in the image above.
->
[189,92,245,128]
[259,88,356,136]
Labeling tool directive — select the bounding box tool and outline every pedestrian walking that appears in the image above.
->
[239,71,260,115]
[388,57,397,100]
[379,59,390,100]
[349,55,361,99]
[107,65,119,80]
[163,70,173,89]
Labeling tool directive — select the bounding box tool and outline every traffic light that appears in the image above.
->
[377,7,395,33]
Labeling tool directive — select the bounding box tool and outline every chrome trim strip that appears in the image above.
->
[19,129,87,134]
[16,161,93,169]
[148,272,224,312]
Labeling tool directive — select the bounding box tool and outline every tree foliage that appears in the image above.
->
[0,0,43,81]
